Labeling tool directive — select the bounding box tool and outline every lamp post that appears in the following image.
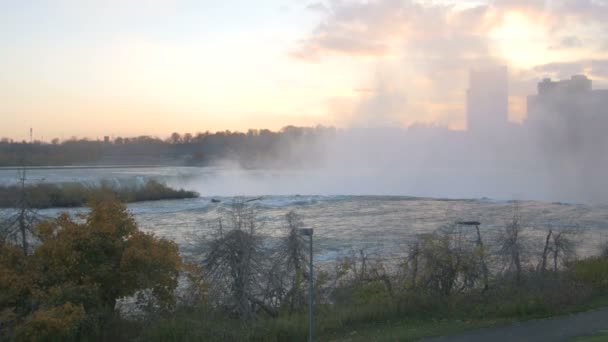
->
[299,228,314,342]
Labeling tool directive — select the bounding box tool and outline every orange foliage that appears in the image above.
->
[0,197,183,340]
[15,303,85,341]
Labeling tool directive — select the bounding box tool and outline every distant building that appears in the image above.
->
[467,66,509,134]
[527,75,608,125]
[104,136,110,143]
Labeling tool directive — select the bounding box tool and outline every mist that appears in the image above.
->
[184,73,608,205]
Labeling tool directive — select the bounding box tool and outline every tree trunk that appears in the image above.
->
[410,242,419,289]
[18,208,28,255]
[514,249,521,284]
[553,232,565,273]
[539,229,552,274]
[475,225,489,290]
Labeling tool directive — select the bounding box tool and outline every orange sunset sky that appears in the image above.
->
[1,0,608,141]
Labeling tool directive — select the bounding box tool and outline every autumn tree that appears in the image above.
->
[413,225,485,297]
[0,241,32,339]
[0,197,182,341]
[331,249,393,306]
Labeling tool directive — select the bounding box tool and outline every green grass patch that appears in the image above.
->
[324,294,608,342]
[571,331,608,342]
[324,318,510,342]
[129,294,608,342]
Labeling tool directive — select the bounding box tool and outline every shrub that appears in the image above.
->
[0,180,198,208]
[15,303,85,342]
[1,198,183,340]
[572,257,608,292]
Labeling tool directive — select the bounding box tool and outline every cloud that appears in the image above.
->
[533,61,586,78]
[291,0,608,128]
[493,0,608,19]
[291,1,502,60]
[305,2,328,13]
[290,1,504,126]
[293,0,608,61]
[560,36,583,48]
[549,35,583,49]
[531,59,608,80]
[556,0,608,21]
[290,35,390,60]
[591,59,608,78]
[290,0,416,60]
[490,0,547,11]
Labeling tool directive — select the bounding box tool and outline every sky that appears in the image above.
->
[1,0,608,141]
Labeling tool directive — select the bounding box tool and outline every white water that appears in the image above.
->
[1,166,607,261]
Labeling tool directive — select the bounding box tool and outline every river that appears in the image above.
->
[1,166,607,261]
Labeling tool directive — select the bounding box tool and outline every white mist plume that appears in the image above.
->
[173,70,608,205]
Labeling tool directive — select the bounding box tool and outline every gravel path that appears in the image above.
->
[424,307,608,342]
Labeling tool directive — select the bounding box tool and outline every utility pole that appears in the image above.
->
[300,228,314,342]
[18,167,28,254]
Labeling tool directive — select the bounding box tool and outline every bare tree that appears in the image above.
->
[476,228,489,291]
[275,210,308,314]
[600,241,608,258]
[405,238,421,289]
[411,225,484,297]
[538,216,580,274]
[0,166,40,255]
[457,222,489,291]
[331,248,393,302]
[201,199,275,318]
[538,229,553,274]
[550,229,577,272]
[497,203,526,284]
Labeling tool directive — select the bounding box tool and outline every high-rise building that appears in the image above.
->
[466,66,509,134]
[527,75,607,125]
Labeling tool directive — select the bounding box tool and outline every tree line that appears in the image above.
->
[0,126,335,167]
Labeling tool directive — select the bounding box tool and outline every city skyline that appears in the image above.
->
[2,71,605,143]
[2,0,608,140]
[1,70,606,203]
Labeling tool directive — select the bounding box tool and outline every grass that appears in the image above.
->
[571,331,608,342]
[125,293,608,342]
[0,179,198,208]
[324,318,510,342]
[324,294,608,342]
[570,295,608,313]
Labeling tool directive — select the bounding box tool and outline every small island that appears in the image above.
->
[0,179,199,208]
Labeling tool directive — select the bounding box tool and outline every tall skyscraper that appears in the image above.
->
[466,66,509,134]
[527,75,608,125]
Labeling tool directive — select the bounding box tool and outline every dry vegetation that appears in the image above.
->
[0,179,198,208]
[1,198,608,341]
